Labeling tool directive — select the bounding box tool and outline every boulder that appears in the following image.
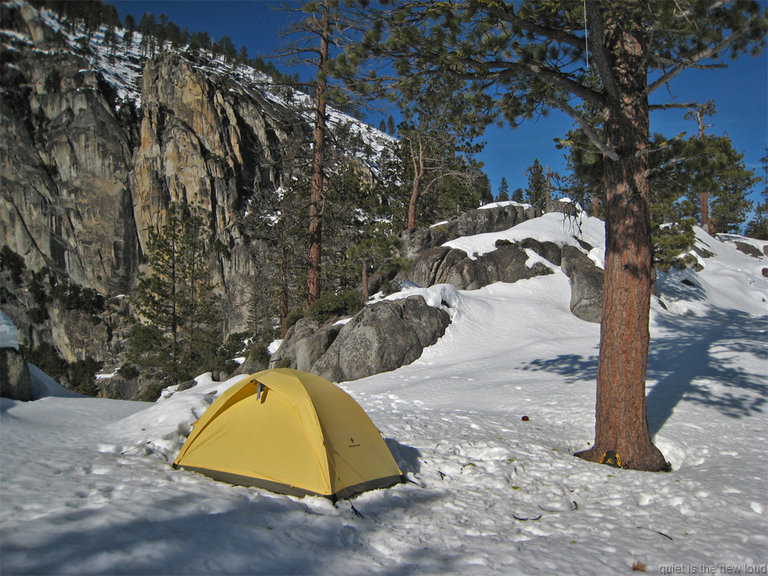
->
[561,245,604,323]
[313,296,450,382]
[482,244,554,285]
[520,238,562,266]
[269,317,324,370]
[398,242,553,291]
[404,247,468,288]
[734,241,763,259]
[270,296,450,382]
[400,203,541,258]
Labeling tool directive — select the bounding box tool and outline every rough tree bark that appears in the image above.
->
[307,0,330,307]
[406,133,424,231]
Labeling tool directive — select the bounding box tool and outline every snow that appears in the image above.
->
[2,216,766,575]
[444,211,605,265]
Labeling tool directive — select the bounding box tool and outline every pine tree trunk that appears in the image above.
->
[576,11,667,472]
[307,0,330,307]
[575,149,667,471]
[279,241,289,338]
[696,111,711,232]
[701,190,710,232]
[361,258,369,300]
[406,135,424,231]
[407,175,421,231]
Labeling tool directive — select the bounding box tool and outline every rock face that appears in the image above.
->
[131,52,308,328]
[1,3,374,377]
[0,13,138,296]
[0,347,32,402]
[270,296,451,382]
[560,246,604,323]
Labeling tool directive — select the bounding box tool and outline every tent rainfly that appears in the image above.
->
[173,368,404,500]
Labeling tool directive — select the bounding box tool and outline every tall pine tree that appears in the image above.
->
[342,0,767,470]
[525,159,548,211]
[497,177,510,201]
[745,151,768,239]
[129,203,222,383]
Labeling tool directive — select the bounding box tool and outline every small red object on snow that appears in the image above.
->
[521,415,529,421]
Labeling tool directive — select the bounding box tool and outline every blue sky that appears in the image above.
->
[109,0,767,208]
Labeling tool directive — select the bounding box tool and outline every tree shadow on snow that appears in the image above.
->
[520,353,599,383]
[645,307,767,435]
[0,472,457,575]
[519,307,767,437]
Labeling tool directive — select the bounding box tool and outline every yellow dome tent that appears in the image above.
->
[173,368,404,500]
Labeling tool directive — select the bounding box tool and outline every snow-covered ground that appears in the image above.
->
[2,214,767,575]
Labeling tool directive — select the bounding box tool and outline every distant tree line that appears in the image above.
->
[29,0,299,87]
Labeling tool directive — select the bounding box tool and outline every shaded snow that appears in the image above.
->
[0,310,19,350]
[1,219,767,575]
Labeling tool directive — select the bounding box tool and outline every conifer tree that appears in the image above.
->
[129,203,222,382]
[525,159,548,211]
[123,14,135,47]
[686,135,757,234]
[498,177,510,201]
[138,12,156,56]
[281,0,346,307]
[391,75,489,229]
[343,0,767,471]
[745,151,768,239]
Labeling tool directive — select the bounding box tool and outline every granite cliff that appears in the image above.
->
[0,1,392,386]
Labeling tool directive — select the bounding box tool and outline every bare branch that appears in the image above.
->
[648,102,699,111]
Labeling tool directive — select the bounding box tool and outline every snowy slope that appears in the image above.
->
[1,217,767,575]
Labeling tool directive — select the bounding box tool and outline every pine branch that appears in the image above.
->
[549,94,619,162]
[644,12,763,97]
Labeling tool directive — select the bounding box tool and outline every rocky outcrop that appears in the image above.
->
[398,243,554,291]
[400,203,541,258]
[131,53,309,329]
[0,310,31,401]
[270,296,451,382]
[0,347,32,402]
[397,234,604,323]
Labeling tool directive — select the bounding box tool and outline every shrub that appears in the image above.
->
[118,363,140,379]
[51,282,105,314]
[249,343,271,366]
[139,381,167,402]
[0,246,26,283]
[309,290,364,324]
[284,308,305,330]
[69,357,102,396]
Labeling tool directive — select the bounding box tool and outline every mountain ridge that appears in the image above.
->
[1,0,395,384]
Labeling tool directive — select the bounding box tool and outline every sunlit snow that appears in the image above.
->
[2,217,766,575]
